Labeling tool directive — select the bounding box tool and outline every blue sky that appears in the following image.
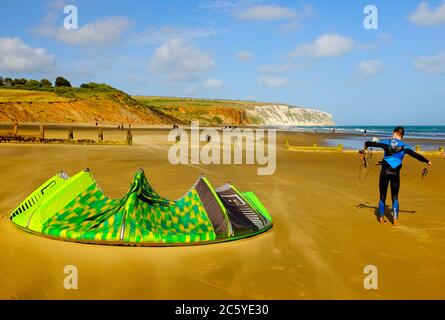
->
[1,0,444,125]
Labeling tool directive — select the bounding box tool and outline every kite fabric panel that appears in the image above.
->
[9,169,272,246]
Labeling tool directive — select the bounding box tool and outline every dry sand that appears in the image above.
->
[1,128,445,299]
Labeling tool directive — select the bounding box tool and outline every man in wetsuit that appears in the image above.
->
[362,127,432,226]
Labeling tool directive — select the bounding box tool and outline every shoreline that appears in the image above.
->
[1,123,444,151]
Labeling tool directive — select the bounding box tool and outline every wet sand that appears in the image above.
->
[1,129,445,299]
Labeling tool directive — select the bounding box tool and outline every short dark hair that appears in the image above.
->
[393,126,405,138]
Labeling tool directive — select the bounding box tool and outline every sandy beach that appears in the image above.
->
[1,128,445,299]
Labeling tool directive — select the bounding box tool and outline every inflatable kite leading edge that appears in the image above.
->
[9,169,272,246]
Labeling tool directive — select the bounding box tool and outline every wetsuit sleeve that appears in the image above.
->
[364,141,389,151]
[405,148,430,163]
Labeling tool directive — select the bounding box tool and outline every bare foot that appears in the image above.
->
[393,219,399,227]
[379,217,387,224]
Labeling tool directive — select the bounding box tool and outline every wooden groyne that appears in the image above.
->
[0,123,132,146]
[285,139,344,152]
[415,145,444,156]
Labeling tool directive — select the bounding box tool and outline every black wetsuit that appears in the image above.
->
[365,139,429,219]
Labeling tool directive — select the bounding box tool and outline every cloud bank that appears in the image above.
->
[0,37,55,73]
[292,34,354,58]
[414,52,445,75]
[148,38,215,81]
[409,1,445,26]
[358,59,384,79]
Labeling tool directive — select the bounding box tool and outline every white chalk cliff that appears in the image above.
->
[247,105,334,126]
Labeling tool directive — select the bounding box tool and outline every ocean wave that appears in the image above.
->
[281,125,445,140]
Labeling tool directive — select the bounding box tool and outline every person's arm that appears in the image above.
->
[364,141,389,151]
[405,148,430,164]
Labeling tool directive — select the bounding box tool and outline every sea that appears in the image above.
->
[280,125,445,151]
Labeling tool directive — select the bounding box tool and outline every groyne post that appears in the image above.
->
[127,129,133,145]
[39,124,45,140]
[13,123,18,136]
[68,127,74,140]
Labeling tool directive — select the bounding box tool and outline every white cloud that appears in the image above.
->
[37,16,133,47]
[148,38,215,82]
[409,1,445,26]
[0,37,55,73]
[414,52,445,75]
[199,0,253,12]
[134,25,219,45]
[234,4,298,20]
[203,2,314,31]
[237,50,253,61]
[259,63,293,73]
[205,79,224,89]
[358,59,384,79]
[292,34,354,58]
[258,76,288,87]
[48,0,69,10]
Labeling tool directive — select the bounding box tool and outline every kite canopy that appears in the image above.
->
[9,169,272,246]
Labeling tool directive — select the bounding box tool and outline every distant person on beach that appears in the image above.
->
[361,126,432,226]
[364,129,367,137]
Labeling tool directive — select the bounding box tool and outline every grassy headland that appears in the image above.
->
[0,76,328,126]
[133,96,273,125]
[0,79,181,125]
[0,77,264,125]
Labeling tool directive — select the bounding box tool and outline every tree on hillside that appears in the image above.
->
[80,82,116,92]
[4,78,13,87]
[0,77,4,86]
[40,79,52,87]
[12,78,28,86]
[80,83,93,89]
[26,80,41,88]
[55,77,71,87]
